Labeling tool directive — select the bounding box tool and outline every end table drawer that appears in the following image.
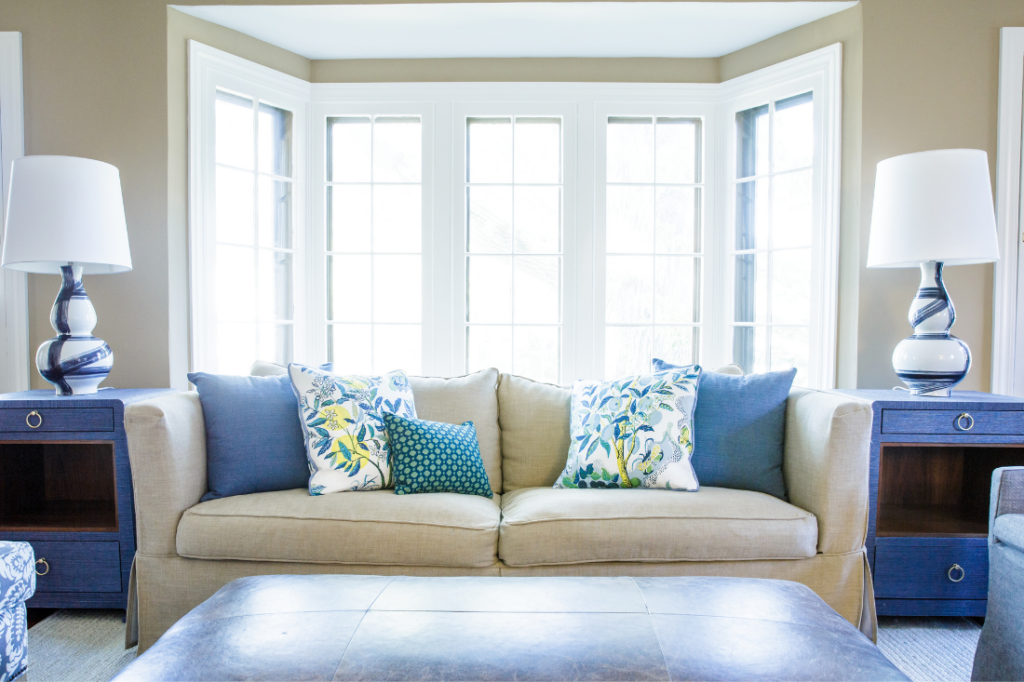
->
[881,409,1024,435]
[0,407,114,432]
[30,541,121,593]
[874,544,987,600]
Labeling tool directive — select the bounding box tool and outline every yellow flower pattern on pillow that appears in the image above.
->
[289,364,417,495]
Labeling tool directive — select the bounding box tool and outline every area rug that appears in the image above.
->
[876,616,982,682]
[26,610,136,682]
[24,610,980,682]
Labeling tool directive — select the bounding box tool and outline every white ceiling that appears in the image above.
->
[172,2,858,60]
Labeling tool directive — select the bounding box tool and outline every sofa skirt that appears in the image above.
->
[131,550,874,654]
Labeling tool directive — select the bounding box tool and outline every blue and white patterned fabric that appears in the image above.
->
[554,366,702,491]
[0,542,35,682]
[290,364,417,495]
[36,264,113,395]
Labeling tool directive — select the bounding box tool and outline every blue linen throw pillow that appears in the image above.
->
[383,413,493,498]
[652,359,796,499]
[187,372,310,501]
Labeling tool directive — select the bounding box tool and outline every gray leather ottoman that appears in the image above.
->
[114,575,907,681]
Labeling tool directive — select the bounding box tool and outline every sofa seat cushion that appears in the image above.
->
[177,489,501,568]
[993,513,1024,553]
[498,487,817,566]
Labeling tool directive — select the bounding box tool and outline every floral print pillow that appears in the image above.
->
[555,366,701,491]
[289,364,417,495]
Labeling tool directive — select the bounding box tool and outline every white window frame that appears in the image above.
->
[188,42,841,387]
[188,41,312,373]
[0,32,28,393]
[714,45,842,386]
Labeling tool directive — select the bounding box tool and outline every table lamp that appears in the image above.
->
[867,149,999,396]
[1,156,132,395]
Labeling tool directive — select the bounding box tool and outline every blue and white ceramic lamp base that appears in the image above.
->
[36,264,113,396]
[893,261,971,397]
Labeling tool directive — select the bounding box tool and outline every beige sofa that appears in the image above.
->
[124,367,876,652]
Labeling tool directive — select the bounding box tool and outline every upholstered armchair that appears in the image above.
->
[972,466,1024,682]
[0,542,35,682]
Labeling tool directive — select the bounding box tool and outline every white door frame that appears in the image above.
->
[992,27,1024,396]
[0,32,29,394]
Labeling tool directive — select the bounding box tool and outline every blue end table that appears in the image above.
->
[840,389,1024,617]
[0,388,175,610]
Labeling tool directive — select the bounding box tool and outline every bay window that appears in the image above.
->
[189,41,841,388]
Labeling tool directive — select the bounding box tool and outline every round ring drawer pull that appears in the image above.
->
[25,411,42,429]
[35,558,49,576]
[955,413,974,431]
[948,563,965,583]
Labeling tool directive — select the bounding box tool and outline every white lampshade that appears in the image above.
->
[2,155,131,275]
[867,149,999,268]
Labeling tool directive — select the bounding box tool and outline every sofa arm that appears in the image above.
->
[990,466,1024,540]
[783,388,872,555]
[125,392,207,557]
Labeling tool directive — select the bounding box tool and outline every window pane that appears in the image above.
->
[215,166,254,246]
[328,254,372,322]
[770,325,809,386]
[259,323,292,366]
[607,185,654,254]
[257,251,293,321]
[732,325,768,375]
[216,245,255,322]
[514,256,560,324]
[328,117,371,183]
[605,326,652,379]
[373,117,421,183]
[257,103,292,176]
[606,256,653,324]
[373,185,421,252]
[373,255,421,323]
[607,117,654,183]
[774,92,814,173]
[772,170,813,249]
[734,253,767,324]
[468,326,512,373]
[514,186,560,254]
[467,256,512,323]
[217,322,257,375]
[468,118,512,183]
[655,187,700,254]
[514,117,560,184]
[374,324,422,374]
[328,185,371,252]
[736,104,768,179]
[257,177,291,249]
[215,91,253,170]
[468,186,513,253]
[514,326,559,384]
[656,117,700,184]
[654,256,699,324]
[654,326,698,367]
[735,179,768,250]
[329,323,373,375]
[771,249,811,325]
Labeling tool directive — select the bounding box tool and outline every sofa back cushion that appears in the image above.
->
[498,365,753,492]
[498,374,572,491]
[410,369,502,494]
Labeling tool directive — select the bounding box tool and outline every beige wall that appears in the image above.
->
[857,0,1024,392]
[2,0,1020,393]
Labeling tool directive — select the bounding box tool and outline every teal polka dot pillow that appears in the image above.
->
[383,413,493,498]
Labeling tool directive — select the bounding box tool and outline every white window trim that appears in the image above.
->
[0,32,28,393]
[187,41,841,386]
[188,41,312,374]
[714,44,842,386]
[991,27,1024,396]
